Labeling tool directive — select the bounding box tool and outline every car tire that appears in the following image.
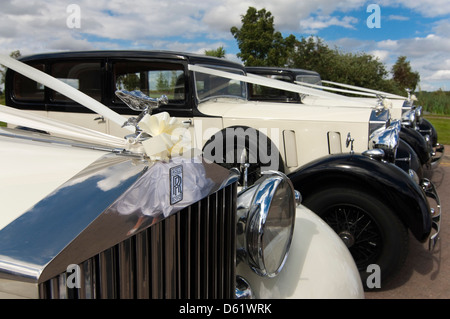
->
[302,187,409,289]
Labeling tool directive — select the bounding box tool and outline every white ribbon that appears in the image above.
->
[139,112,199,161]
[295,81,378,98]
[189,64,354,101]
[0,54,132,130]
[0,104,128,148]
[321,80,406,100]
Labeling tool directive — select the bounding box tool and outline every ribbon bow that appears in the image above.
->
[382,98,393,109]
[138,112,198,161]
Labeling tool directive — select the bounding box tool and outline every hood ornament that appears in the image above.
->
[115,90,168,132]
[115,90,197,161]
[346,133,355,154]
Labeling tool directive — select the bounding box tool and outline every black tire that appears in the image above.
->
[303,187,409,289]
[203,128,284,186]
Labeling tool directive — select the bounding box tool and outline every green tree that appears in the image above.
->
[205,46,226,58]
[288,37,399,94]
[391,56,420,92]
[231,7,420,95]
[0,50,21,89]
[230,7,295,66]
[117,73,140,91]
[288,37,335,76]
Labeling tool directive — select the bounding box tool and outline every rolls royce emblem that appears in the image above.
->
[170,165,183,205]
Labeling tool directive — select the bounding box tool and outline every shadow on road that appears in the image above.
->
[366,151,449,299]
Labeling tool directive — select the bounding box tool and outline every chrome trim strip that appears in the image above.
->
[0,127,144,158]
[431,143,445,168]
[421,179,442,251]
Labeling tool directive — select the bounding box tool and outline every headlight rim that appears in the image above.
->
[237,171,296,278]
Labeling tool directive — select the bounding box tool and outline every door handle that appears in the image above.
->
[94,116,106,123]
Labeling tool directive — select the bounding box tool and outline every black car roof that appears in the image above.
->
[245,66,320,77]
[18,50,245,70]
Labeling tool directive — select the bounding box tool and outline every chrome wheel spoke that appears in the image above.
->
[323,205,382,270]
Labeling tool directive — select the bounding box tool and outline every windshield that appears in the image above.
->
[113,61,185,104]
[194,66,247,102]
[296,75,322,86]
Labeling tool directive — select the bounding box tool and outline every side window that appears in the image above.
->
[12,64,45,101]
[193,65,246,102]
[113,61,185,104]
[248,74,299,102]
[50,61,102,102]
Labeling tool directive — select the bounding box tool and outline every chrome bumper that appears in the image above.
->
[431,143,445,168]
[421,179,441,251]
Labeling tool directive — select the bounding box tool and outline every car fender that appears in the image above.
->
[418,118,438,146]
[236,205,365,299]
[400,127,431,165]
[396,138,423,179]
[288,153,432,242]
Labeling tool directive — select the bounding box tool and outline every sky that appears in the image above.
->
[0,0,449,91]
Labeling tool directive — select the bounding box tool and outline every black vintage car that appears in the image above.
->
[3,51,441,288]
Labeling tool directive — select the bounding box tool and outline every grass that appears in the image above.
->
[425,115,450,145]
[417,90,450,115]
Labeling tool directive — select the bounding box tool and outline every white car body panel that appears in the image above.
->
[0,133,107,231]
[0,124,364,299]
[198,99,370,172]
[237,204,364,299]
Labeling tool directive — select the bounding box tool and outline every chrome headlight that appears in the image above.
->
[236,171,296,278]
[369,120,401,162]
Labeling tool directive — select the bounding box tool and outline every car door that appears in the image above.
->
[46,60,108,133]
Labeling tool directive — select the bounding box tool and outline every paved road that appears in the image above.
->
[365,146,450,299]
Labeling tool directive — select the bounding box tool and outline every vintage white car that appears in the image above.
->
[2,51,441,288]
[0,55,365,299]
[245,66,444,171]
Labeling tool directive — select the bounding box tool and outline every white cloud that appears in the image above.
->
[387,15,409,21]
[369,50,390,62]
[332,33,450,91]
[427,70,450,81]
[0,0,449,90]
[377,39,399,49]
[379,0,450,17]
[299,15,359,33]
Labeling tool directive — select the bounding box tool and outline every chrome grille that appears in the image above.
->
[39,182,237,299]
